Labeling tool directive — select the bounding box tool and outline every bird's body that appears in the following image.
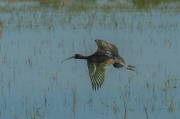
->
[61,39,136,90]
[88,50,117,64]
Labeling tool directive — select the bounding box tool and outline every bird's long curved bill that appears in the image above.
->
[61,56,74,63]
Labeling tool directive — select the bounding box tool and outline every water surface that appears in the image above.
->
[0,0,180,119]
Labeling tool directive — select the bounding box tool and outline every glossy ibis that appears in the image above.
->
[61,39,136,90]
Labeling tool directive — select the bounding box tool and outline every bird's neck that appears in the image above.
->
[78,55,90,59]
[78,53,96,59]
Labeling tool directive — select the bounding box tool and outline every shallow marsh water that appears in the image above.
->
[0,0,180,119]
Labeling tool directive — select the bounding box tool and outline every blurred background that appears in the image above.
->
[0,0,180,119]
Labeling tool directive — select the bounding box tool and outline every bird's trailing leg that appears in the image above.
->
[124,64,137,72]
[125,64,136,69]
[124,66,136,71]
[114,60,137,72]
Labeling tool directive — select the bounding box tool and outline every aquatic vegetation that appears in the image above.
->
[0,0,180,119]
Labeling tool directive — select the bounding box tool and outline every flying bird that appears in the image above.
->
[61,39,136,90]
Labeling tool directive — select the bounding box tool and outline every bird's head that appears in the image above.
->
[74,54,81,59]
[61,54,82,63]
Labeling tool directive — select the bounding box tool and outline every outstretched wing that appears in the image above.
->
[95,39,119,55]
[87,60,109,91]
[94,39,137,72]
[95,39,124,68]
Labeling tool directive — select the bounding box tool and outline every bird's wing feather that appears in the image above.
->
[95,40,127,69]
[87,60,109,91]
[95,39,119,55]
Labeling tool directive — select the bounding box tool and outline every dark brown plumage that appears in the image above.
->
[61,39,137,90]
